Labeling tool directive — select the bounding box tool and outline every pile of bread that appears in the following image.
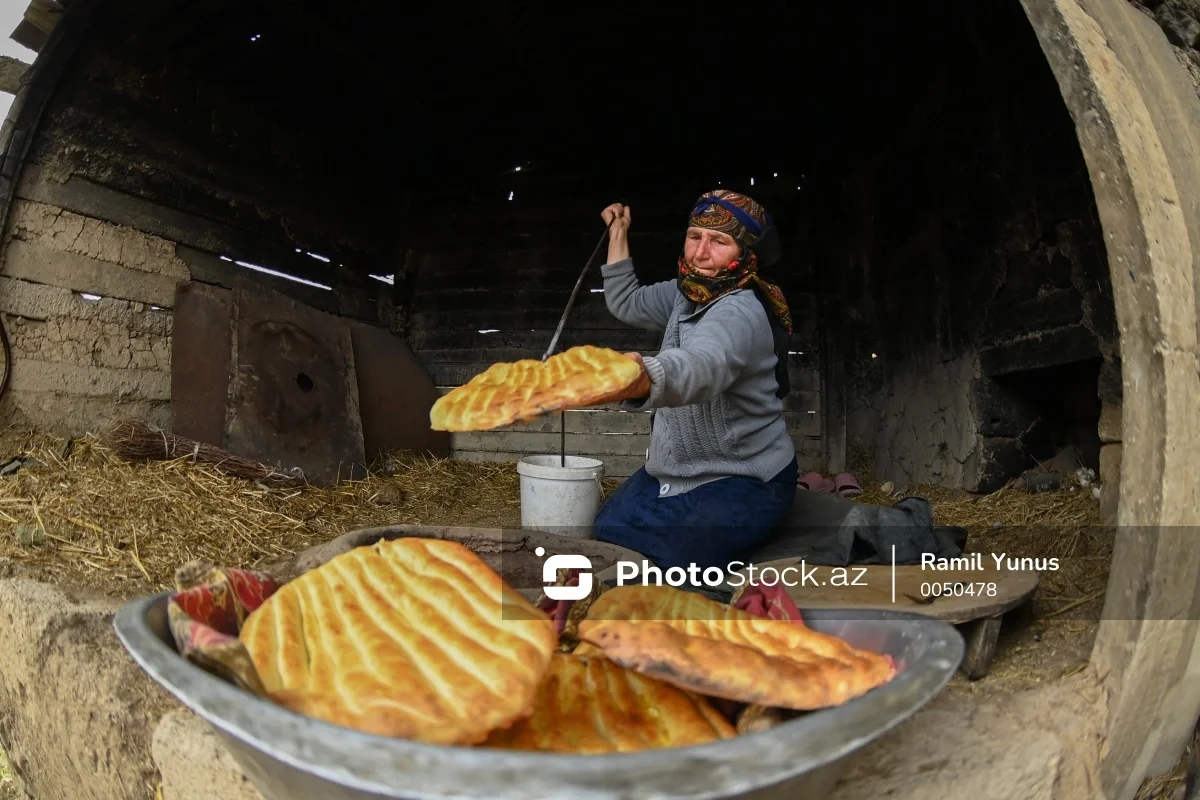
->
[235,537,896,754]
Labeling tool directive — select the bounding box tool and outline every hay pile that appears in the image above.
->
[0,428,552,597]
[0,424,1107,613]
[854,477,1109,620]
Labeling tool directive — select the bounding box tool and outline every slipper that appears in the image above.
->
[797,471,834,493]
[834,472,862,498]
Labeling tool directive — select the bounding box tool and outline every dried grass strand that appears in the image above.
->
[0,425,1108,620]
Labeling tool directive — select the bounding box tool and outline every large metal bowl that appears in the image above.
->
[114,594,963,800]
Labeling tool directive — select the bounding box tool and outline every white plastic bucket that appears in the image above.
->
[516,455,605,538]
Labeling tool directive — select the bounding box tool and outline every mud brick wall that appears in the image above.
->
[0,199,181,433]
[0,15,402,438]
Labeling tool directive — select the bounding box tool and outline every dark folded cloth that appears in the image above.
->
[747,491,967,567]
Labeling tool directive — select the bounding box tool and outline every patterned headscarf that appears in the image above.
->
[678,189,793,334]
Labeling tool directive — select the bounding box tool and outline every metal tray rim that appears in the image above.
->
[115,591,964,799]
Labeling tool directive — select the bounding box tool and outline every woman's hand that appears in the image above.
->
[622,352,651,399]
[600,203,631,264]
[591,351,651,405]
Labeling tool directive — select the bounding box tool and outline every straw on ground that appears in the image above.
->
[0,427,1105,617]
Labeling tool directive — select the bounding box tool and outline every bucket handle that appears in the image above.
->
[593,471,603,499]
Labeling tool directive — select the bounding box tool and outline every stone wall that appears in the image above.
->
[809,1,1119,491]
[0,198,182,435]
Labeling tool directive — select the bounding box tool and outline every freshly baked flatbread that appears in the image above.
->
[481,652,736,754]
[239,537,558,745]
[571,641,605,658]
[575,585,895,711]
[429,345,643,432]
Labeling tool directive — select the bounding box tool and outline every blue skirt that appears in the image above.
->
[593,457,798,571]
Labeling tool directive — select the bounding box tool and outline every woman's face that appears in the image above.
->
[684,227,741,276]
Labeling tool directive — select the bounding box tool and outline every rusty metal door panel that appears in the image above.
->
[349,321,449,460]
[171,281,233,447]
[225,277,367,485]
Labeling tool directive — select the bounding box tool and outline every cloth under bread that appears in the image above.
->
[166,561,282,697]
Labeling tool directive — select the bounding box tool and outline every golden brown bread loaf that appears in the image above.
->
[239,537,558,745]
[428,345,643,432]
[575,585,895,711]
[481,652,736,753]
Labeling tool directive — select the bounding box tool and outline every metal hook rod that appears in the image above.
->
[542,218,614,363]
[544,216,617,468]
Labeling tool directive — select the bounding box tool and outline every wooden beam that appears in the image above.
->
[9,19,47,52]
[177,245,382,325]
[15,166,384,295]
[0,56,30,94]
[820,294,847,474]
[23,0,64,35]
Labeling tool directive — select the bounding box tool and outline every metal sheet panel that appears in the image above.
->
[349,321,449,460]
[225,278,366,486]
[170,281,233,447]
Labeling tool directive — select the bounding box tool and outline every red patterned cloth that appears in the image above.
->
[166,560,282,696]
[733,582,805,623]
[535,567,581,635]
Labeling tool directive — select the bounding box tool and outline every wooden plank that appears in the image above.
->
[426,361,822,392]
[450,449,646,478]
[24,0,64,34]
[485,410,654,435]
[408,288,610,314]
[410,271,602,294]
[178,245,381,324]
[450,445,824,479]
[10,19,47,53]
[415,347,660,364]
[793,436,825,457]
[408,327,663,352]
[785,412,822,437]
[474,409,820,437]
[961,617,1004,680]
[409,261,674,292]
[409,233,679,275]
[788,366,822,394]
[450,431,649,457]
[821,294,847,473]
[16,167,385,292]
[783,390,822,412]
[408,306,639,331]
[450,430,821,456]
[415,347,818,371]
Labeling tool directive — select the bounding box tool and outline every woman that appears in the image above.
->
[591,189,798,572]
